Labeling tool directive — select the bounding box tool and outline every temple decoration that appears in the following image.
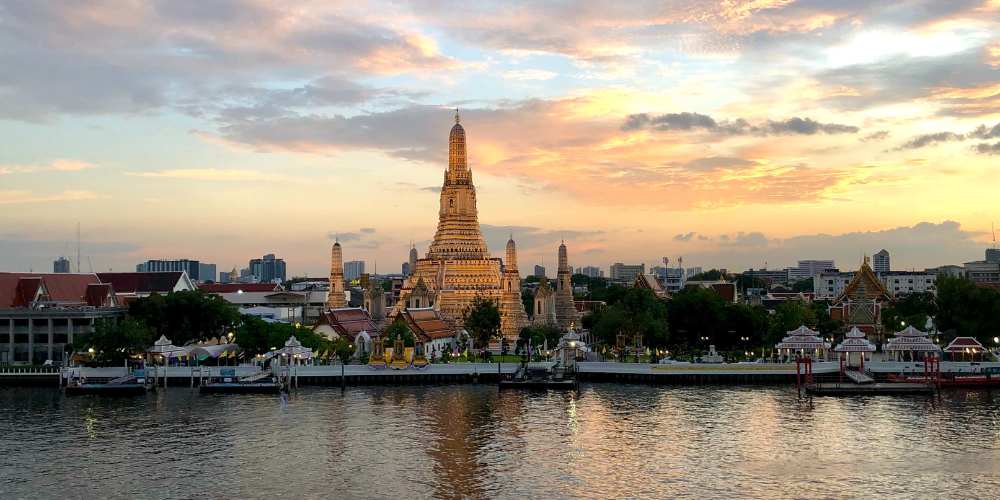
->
[391,112,529,342]
[389,337,408,369]
[368,338,386,368]
[501,234,530,338]
[412,340,429,367]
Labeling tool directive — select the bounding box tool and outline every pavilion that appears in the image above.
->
[884,326,941,361]
[943,337,987,362]
[775,326,831,361]
[273,335,314,365]
[833,327,876,367]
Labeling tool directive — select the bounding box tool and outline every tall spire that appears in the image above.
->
[455,108,460,123]
[430,110,487,259]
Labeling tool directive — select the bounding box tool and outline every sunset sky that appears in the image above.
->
[1,0,999,278]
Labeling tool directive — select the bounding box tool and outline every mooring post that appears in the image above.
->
[341,361,346,393]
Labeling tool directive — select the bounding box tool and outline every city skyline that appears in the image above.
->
[1,1,999,277]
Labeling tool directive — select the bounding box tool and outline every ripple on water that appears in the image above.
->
[1,385,1000,499]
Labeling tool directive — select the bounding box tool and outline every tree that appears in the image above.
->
[128,290,241,346]
[235,316,341,358]
[792,278,814,293]
[734,274,767,295]
[587,288,669,348]
[522,289,534,316]
[880,292,937,332]
[519,325,563,351]
[463,295,502,350]
[77,316,154,365]
[687,269,725,281]
[383,321,416,347]
[766,299,817,346]
[666,287,728,347]
[525,276,541,283]
[935,274,1000,345]
[571,273,590,286]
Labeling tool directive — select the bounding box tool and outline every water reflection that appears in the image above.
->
[1,385,1000,499]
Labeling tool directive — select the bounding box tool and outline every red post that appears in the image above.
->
[796,357,801,392]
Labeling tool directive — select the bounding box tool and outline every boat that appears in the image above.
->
[499,362,578,390]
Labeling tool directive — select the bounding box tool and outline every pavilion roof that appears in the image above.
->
[943,337,986,353]
[886,327,940,352]
[833,327,876,352]
[833,261,892,304]
[775,325,830,350]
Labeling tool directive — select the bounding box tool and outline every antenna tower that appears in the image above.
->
[76,223,81,274]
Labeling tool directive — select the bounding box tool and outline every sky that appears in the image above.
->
[1,0,999,278]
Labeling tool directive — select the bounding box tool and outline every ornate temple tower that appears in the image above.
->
[533,276,556,326]
[408,244,418,278]
[501,235,530,338]
[394,111,529,341]
[554,240,580,329]
[363,276,386,324]
[326,239,347,309]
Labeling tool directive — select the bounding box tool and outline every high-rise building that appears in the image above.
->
[986,248,1000,265]
[873,249,890,274]
[344,260,365,282]
[401,262,410,277]
[198,263,217,283]
[136,263,146,272]
[610,263,645,282]
[143,259,200,280]
[581,266,602,278]
[686,267,703,278]
[53,257,71,273]
[534,265,545,276]
[787,260,835,281]
[249,254,286,283]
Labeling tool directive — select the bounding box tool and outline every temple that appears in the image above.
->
[392,111,530,341]
[828,257,893,340]
[554,240,580,329]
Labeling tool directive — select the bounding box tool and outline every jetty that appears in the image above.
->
[64,368,152,396]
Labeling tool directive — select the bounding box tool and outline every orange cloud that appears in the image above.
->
[0,190,99,204]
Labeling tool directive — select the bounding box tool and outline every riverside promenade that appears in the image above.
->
[5,360,998,388]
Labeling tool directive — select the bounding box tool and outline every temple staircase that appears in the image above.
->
[845,370,875,385]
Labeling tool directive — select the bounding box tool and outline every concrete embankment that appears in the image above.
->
[3,361,997,388]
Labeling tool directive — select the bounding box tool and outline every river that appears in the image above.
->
[2,385,998,499]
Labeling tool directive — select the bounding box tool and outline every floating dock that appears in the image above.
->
[199,383,282,394]
[805,383,936,395]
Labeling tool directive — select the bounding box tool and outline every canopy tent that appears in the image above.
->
[775,325,831,360]
[181,343,241,364]
[943,337,987,361]
[884,325,941,360]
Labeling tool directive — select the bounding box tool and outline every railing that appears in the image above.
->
[0,367,60,374]
[239,369,271,383]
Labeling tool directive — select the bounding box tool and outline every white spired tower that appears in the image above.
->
[327,238,347,309]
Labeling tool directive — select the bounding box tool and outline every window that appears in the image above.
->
[828,287,833,291]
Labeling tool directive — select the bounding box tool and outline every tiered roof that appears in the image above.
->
[833,327,876,353]
[316,307,381,341]
[884,325,941,352]
[775,325,831,350]
[396,307,454,340]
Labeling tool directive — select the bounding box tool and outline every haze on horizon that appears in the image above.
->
[1,0,998,278]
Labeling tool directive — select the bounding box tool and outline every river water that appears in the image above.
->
[2,385,999,499]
